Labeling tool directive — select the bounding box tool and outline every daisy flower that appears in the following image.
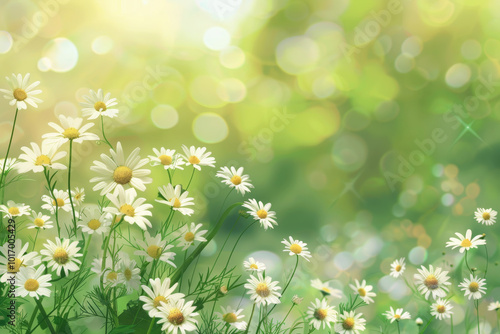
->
[78,207,112,235]
[0,239,40,282]
[15,265,52,299]
[244,273,282,306]
[140,278,185,318]
[0,73,42,109]
[40,237,82,276]
[474,208,497,225]
[292,295,304,305]
[105,187,153,230]
[311,279,343,298]
[91,257,119,286]
[80,88,119,119]
[415,318,423,326]
[488,301,500,311]
[446,229,486,253]
[390,258,406,278]
[157,298,199,334]
[242,199,277,230]
[459,274,486,300]
[243,257,266,272]
[135,231,176,266]
[181,145,216,170]
[349,279,376,304]
[215,306,247,330]
[0,200,30,218]
[17,141,66,173]
[157,184,195,216]
[335,311,366,334]
[384,307,411,323]
[173,223,207,250]
[306,298,337,330]
[118,254,141,292]
[0,157,17,174]
[216,166,254,195]
[90,141,152,195]
[27,211,53,230]
[71,187,85,206]
[41,189,72,213]
[149,148,185,170]
[414,265,451,300]
[281,236,312,261]
[430,298,453,320]
[42,115,99,146]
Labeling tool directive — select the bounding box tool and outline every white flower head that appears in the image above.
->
[430,298,453,320]
[71,187,85,206]
[181,145,216,170]
[242,199,277,230]
[27,211,54,230]
[17,141,67,173]
[15,265,52,299]
[173,222,207,250]
[118,254,141,293]
[446,229,486,253]
[135,231,176,266]
[40,237,82,276]
[78,207,112,235]
[488,301,500,311]
[91,257,120,287]
[334,311,366,334]
[306,298,337,330]
[244,273,281,306]
[243,257,266,273]
[281,236,311,261]
[157,298,199,334]
[140,278,185,318]
[105,187,153,230]
[0,239,41,282]
[0,158,17,174]
[149,148,185,170]
[414,265,451,300]
[215,306,247,330]
[80,88,119,119]
[42,115,99,146]
[459,274,486,300]
[157,184,195,216]
[216,166,254,195]
[0,200,30,218]
[311,279,343,298]
[41,189,72,213]
[474,208,496,225]
[390,258,406,278]
[349,279,376,304]
[384,307,411,323]
[0,73,42,109]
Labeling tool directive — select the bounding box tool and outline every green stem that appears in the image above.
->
[244,304,256,334]
[465,250,473,275]
[67,140,77,235]
[476,300,481,334]
[82,233,93,263]
[277,304,295,329]
[420,318,433,333]
[146,317,155,334]
[0,108,18,195]
[185,168,195,190]
[167,169,172,184]
[43,168,60,238]
[26,304,39,332]
[35,298,56,334]
[397,321,401,334]
[32,228,39,251]
[100,115,113,149]
[451,314,454,334]
[484,243,489,279]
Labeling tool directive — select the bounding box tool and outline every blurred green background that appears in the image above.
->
[1,0,500,332]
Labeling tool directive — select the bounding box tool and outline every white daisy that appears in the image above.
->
[349,279,376,304]
[414,265,451,300]
[390,258,406,278]
[105,187,153,230]
[459,274,486,300]
[15,265,52,299]
[118,254,141,292]
[27,211,54,229]
[446,229,486,253]
[306,298,337,330]
[384,307,411,323]
[281,236,312,261]
[243,257,266,272]
[78,207,112,235]
[0,73,42,110]
[311,279,343,298]
[71,187,85,206]
[181,145,216,170]
[149,148,185,170]
[135,231,176,266]
[157,298,199,334]
[292,295,304,305]
[80,88,119,119]
[0,200,30,218]
[90,141,152,196]
[474,208,497,225]
[41,189,72,213]
[140,278,185,318]
[157,184,195,216]
[334,311,366,334]
[242,199,277,230]
[42,115,99,146]
[488,301,500,311]
[17,141,67,173]
[216,166,254,195]
[215,306,247,330]
[40,237,82,276]
[0,157,17,174]
[0,239,41,283]
[244,273,281,306]
[173,223,207,250]
[91,257,119,287]
[430,298,453,320]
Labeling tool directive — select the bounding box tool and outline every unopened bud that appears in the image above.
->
[292,295,303,305]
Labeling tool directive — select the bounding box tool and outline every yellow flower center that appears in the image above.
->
[88,219,101,230]
[222,312,238,323]
[119,204,135,217]
[395,265,402,272]
[314,308,327,320]
[53,247,69,265]
[153,296,168,308]
[188,155,200,165]
[75,193,82,200]
[394,314,401,319]
[7,258,23,273]
[35,155,52,165]
[124,268,132,281]
[52,198,65,207]
[62,127,80,140]
[256,283,270,297]
[94,101,107,111]
[159,155,172,165]
[437,305,446,313]
[461,239,472,248]
[256,209,268,219]
[33,218,45,227]
[147,245,162,259]
[342,317,355,330]
[424,275,439,290]
[469,282,479,292]
[290,243,302,254]
[24,278,39,291]
[184,232,195,242]
[8,207,20,215]
[483,212,491,220]
[168,308,185,325]
[322,287,331,294]
[172,198,181,208]
[358,288,366,297]
[13,88,27,101]
[113,166,133,185]
[230,175,242,185]
[106,271,118,281]
[250,264,258,269]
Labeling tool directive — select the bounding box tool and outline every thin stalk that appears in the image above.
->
[277,304,295,329]
[397,321,401,334]
[67,139,77,234]
[81,233,93,263]
[167,169,172,184]
[32,229,40,251]
[100,115,113,149]
[244,304,256,334]
[476,300,481,334]
[451,314,454,334]
[465,250,473,275]
[146,318,155,334]
[35,298,56,334]
[185,168,195,190]
[0,108,18,193]
[420,318,433,333]
[43,168,60,237]
[484,243,489,278]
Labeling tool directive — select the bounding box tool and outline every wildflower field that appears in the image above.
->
[1,0,500,333]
